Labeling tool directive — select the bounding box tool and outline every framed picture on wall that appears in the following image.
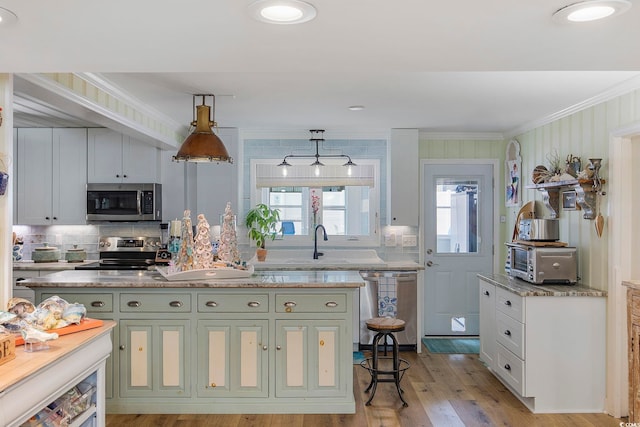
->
[505,139,522,207]
[562,190,580,210]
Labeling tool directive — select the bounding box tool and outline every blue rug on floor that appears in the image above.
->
[353,351,365,364]
[422,337,480,354]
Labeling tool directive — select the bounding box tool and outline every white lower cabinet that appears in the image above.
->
[478,277,606,413]
[478,279,496,367]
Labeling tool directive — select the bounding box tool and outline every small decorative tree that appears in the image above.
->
[244,203,281,261]
[218,202,241,264]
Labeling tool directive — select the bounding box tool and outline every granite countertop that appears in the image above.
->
[251,260,423,271]
[14,260,422,272]
[623,280,640,291]
[13,260,98,271]
[478,273,607,297]
[18,269,365,289]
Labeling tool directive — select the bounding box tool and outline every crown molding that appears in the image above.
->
[505,74,640,139]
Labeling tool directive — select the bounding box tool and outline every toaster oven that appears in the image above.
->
[506,242,577,284]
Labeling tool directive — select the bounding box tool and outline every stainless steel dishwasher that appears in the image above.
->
[359,271,417,350]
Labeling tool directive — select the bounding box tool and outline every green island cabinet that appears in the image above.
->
[34,287,355,414]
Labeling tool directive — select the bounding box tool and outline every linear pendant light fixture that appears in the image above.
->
[173,94,233,163]
[553,0,631,22]
[278,130,356,177]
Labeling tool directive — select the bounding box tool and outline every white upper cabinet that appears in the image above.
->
[388,128,419,226]
[16,128,87,225]
[88,128,160,183]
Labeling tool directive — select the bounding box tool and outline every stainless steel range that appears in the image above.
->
[75,236,162,270]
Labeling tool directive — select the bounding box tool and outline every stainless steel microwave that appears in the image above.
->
[87,183,162,221]
[506,242,577,284]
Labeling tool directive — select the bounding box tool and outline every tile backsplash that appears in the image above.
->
[13,224,420,263]
[12,224,163,261]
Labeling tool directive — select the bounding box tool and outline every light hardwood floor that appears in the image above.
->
[106,345,625,426]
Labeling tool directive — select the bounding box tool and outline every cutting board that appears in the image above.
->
[15,318,104,346]
[514,240,568,247]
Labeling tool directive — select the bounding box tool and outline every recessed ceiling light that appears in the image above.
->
[0,7,18,27]
[553,0,631,23]
[248,0,317,25]
[348,105,365,111]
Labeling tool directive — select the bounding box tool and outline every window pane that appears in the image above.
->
[435,181,479,254]
[264,185,371,237]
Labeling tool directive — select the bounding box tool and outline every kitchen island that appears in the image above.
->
[21,269,363,414]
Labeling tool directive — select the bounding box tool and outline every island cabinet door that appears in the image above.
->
[119,319,191,398]
[275,320,347,398]
[197,320,269,398]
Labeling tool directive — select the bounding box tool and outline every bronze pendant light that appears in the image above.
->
[173,94,233,163]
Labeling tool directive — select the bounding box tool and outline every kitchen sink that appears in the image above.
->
[249,249,385,266]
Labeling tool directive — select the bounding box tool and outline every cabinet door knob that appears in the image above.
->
[119,345,125,350]
[505,300,512,306]
[504,330,511,336]
[504,364,511,371]
[205,301,218,307]
[53,217,58,220]
[91,301,105,307]
[483,290,490,296]
[262,345,268,351]
[169,301,183,308]
[116,174,120,178]
[127,301,141,307]
[276,345,282,351]
[284,301,297,308]
[325,301,338,308]
[123,174,128,178]
[45,216,50,220]
[247,301,261,308]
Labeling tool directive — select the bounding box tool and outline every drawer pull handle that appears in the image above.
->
[91,301,105,307]
[248,301,261,308]
[205,301,218,307]
[325,301,338,308]
[284,301,297,308]
[127,301,141,308]
[169,301,183,308]
[505,300,512,306]
[504,363,511,371]
[504,330,511,336]
[483,290,490,296]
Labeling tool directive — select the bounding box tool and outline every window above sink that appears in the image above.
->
[250,159,380,247]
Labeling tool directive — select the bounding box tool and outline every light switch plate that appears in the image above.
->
[402,235,417,247]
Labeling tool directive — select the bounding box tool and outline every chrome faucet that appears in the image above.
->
[313,224,328,259]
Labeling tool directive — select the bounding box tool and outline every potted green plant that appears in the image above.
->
[245,203,281,261]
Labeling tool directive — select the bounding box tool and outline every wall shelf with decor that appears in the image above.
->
[525,179,605,220]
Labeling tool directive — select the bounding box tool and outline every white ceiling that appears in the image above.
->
[3,0,640,136]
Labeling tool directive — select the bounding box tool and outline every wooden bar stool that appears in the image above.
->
[360,317,410,407]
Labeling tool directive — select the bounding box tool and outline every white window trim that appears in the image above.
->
[249,158,381,247]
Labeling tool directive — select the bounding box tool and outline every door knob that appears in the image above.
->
[426,260,439,267]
